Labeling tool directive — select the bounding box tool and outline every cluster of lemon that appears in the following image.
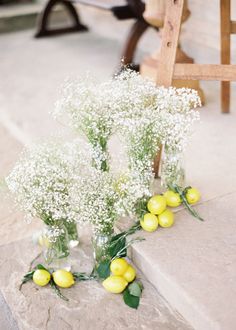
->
[103,258,136,293]
[33,268,75,288]
[140,188,200,232]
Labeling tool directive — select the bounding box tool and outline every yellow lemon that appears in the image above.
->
[140,213,158,232]
[102,275,128,293]
[52,269,75,288]
[123,265,136,283]
[110,258,129,276]
[186,188,201,204]
[147,195,166,215]
[163,191,181,207]
[33,269,51,287]
[158,209,174,228]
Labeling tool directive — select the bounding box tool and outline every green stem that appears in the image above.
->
[73,272,96,281]
[169,184,204,221]
[111,237,145,261]
[49,280,69,301]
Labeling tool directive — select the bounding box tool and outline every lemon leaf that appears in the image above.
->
[108,235,126,258]
[97,260,111,279]
[36,264,49,271]
[123,288,140,309]
[49,280,69,301]
[73,272,94,281]
[169,184,204,221]
[128,282,142,297]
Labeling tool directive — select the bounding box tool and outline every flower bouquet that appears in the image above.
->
[6,140,91,267]
[7,69,204,309]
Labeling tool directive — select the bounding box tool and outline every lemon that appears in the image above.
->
[33,269,51,287]
[102,275,128,293]
[110,258,129,276]
[158,209,174,228]
[52,269,75,288]
[123,265,136,283]
[163,191,181,207]
[147,195,166,215]
[140,213,158,232]
[186,187,200,204]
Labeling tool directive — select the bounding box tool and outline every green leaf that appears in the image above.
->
[96,260,111,279]
[108,235,127,258]
[36,264,49,271]
[73,272,94,281]
[169,184,204,222]
[110,232,125,242]
[49,280,69,301]
[23,270,35,279]
[128,282,142,297]
[123,288,140,309]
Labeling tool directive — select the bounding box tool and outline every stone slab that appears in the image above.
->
[0,237,192,330]
[128,192,236,330]
[0,291,19,330]
[0,124,22,178]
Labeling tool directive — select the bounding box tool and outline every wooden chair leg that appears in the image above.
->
[35,0,88,38]
[154,0,184,177]
[220,0,231,113]
[120,19,149,70]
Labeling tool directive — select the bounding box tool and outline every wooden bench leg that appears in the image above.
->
[35,0,88,38]
[120,19,149,71]
[221,0,231,113]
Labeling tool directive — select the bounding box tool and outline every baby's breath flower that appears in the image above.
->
[6,139,92,225]
[53,70,201,219]
[71,170,119,235]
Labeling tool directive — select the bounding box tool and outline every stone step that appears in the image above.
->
[127,194,236,330]
[0,237,193,330]
[123,103,236,330]
[1,28,236,330]
[0,124,193,330]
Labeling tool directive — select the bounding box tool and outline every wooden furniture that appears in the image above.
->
[146,0,236,114]
[143,0,236,176]
[35,0,157,70]
[141,0,204,103]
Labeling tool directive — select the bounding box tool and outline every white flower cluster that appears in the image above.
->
[71,170,119,235]
[7,70,201,239]
[6,140,92,228]
[54,76,117,171]
[53,70,201,220]
[46,225,66,243]
[112,71,200,215]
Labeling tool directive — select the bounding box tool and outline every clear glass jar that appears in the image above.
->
[92,231,113,268]
[42,224,71,270]
[161,148,185,188]
[65,221,79,248]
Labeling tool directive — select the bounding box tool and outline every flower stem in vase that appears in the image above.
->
[65,221,79,248]
[43,224,71,270]
[92,227,114,270]
[161,147,185,189]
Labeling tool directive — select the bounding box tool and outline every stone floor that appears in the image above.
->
[0,28,236,330]
[0,233,192,330]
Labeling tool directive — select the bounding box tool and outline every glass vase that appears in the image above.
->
[161,148,185,188]
[42,225,71,270]
[65,221,79,248]
[92,231,113,269]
